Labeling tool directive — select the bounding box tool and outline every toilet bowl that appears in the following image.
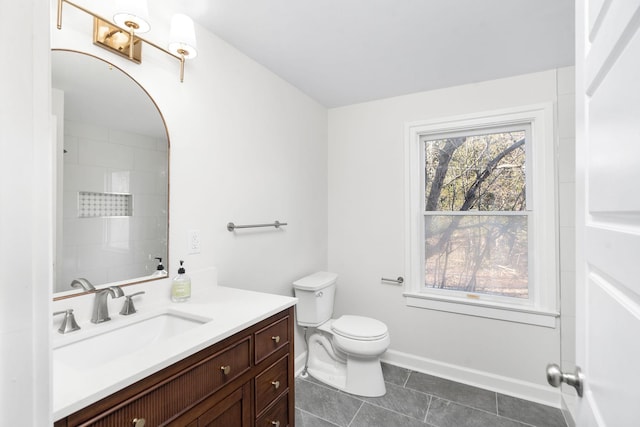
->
[293,272,390,397]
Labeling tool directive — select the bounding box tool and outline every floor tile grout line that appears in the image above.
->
[404,388,496,415]
[427,395,526,421]
[561,407,571,427]
[401,367,566,425]
[298,376,347,395]
[296,407,342,427]
[300,374,433,424]
[297,366,567,427]
[346,400,364,427]
[501,416,537,427]
[299,373,501,422]
[423,394,432,424]
[359,397,431,423]
[402,370,411,388]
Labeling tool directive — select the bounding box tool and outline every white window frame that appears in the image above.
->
[404,104,559,327]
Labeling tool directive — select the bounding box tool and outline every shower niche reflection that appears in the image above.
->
[52,50,169,295]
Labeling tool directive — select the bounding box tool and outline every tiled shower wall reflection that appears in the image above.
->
[57,120,168,292]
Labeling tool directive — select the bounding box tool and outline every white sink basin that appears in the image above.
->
[53,311,211,370]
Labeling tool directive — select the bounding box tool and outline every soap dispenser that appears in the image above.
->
[151,257,167,277]
[171,260,191,302]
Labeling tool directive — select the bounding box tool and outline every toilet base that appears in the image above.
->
[345,356,386,397]
[306,332,386,397]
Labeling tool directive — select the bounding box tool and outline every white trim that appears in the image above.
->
[381,348,563,408]
[404,103,558,322]
[424,211,529,217]
[404,292,558,328]
[295,347,563,408]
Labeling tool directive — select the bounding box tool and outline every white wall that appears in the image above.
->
[328,68,575,405]
[0,1,52,425]
[6,1,577,423]
[50,2,328,307]
[31,1,327,423]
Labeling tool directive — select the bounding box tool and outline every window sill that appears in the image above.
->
[403,291,559,328]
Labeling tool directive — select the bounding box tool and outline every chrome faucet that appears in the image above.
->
[70,277,96,292]
[91,286,125,323]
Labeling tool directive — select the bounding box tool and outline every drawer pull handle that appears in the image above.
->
[271,380,280,389]
[132,418,146,427]
[271,335,281,343]
[220,365,231,375]
[271,421,280,427]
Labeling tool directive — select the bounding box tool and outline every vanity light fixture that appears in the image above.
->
[56,0,198,82]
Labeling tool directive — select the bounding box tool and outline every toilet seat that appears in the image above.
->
[331,315,388,341]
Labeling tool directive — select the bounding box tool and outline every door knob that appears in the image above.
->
[546,363,584,397]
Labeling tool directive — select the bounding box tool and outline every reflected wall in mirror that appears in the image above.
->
[52,50,169,296]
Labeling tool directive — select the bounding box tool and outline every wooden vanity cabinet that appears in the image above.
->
[54,307,295,427]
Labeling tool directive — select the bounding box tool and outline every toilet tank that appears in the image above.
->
[293,271,337,327]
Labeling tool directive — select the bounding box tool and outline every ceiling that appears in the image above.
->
[178,0,575,107]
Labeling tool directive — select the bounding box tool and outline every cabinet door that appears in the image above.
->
[198,383,251,427]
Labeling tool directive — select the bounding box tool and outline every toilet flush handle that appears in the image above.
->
[315,291,323,297]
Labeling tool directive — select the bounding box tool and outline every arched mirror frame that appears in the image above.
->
[52,49,170,301]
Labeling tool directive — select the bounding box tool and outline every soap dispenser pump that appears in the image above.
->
[171,260,191,302]
[151,257,167,277]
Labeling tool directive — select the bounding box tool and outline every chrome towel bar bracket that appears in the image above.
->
[227,221,288,232]
[381,276,404,285]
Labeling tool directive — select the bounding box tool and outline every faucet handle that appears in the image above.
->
[120,291,146,316]
[53,309,81,334]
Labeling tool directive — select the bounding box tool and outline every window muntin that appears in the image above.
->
[404,105,558,326]
[422,125,532,301]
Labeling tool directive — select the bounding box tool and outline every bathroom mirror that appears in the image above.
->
[52,49,169,297]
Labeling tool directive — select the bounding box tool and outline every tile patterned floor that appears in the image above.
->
[295,363,568,427]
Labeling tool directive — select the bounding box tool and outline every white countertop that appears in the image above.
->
[52,286,297,420]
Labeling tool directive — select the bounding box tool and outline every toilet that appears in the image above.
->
[293,271,390,397]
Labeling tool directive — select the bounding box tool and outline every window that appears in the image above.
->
[404,105,558,327]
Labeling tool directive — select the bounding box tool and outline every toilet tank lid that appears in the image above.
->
[293,271,338,290]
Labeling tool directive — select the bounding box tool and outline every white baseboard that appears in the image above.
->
[381,349,562,408]
[295,347,562,408]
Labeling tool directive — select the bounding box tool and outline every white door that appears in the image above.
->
[575,1,640,425]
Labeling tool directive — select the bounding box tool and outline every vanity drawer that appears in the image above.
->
[209,337,251,386]
[69,337,251,427]
[255,354,289,415]
[255,316,289,364]
[256,392,289,427]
